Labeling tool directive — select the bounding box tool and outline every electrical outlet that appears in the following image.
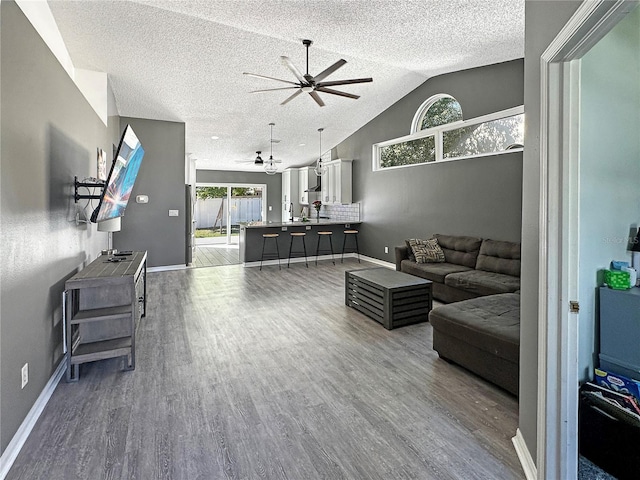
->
[385,246,389,254]
[268,205,272,211]
[21,363,28,389]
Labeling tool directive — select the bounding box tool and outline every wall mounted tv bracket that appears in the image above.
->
[74,176,106,202]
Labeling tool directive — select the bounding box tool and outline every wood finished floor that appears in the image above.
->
[8,260,524,480]
[194,244,240,267]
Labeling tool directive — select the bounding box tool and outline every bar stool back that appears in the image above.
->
[341,229,360,263]
[288,232,308,268]
[260,233,281,271]
[315,231,335,265]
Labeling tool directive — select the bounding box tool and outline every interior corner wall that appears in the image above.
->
[521,0,583,464]
[0,1,118,455]
[578,7,640,381]
[333,59,524,264]
[114,117,186,268]
[195,170,282,224]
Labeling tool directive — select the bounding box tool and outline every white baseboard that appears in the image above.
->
[359,255,395,269]
[512,428,537,480]
[0,359,66,480]
[147,264,188,273]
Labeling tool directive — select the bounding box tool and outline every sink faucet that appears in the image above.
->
[289,202,294,222]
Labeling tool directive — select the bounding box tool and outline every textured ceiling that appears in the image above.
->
[48,0,524,172]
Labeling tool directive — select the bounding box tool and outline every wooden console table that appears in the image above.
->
[346,267,432,329]
[65,251,147,381]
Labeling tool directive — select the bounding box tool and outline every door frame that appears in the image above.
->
[537,1,638,478]
[195,182,267,245]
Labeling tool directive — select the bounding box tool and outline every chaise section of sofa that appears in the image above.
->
[429,293,521,395]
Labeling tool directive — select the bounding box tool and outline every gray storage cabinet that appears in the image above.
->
[599,286,640,380]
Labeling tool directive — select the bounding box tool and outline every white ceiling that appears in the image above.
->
[48,0,524,172]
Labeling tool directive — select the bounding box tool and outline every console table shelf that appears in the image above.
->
[70,304,133,324]
[65,251,147,381]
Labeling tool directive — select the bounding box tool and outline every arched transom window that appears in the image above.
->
[411,94,463,133]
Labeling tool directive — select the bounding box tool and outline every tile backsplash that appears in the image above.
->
[323,203,360,222]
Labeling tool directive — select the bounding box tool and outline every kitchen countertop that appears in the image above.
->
[242,220,361,229]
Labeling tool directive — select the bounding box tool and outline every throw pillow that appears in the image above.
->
[409,238,445,263]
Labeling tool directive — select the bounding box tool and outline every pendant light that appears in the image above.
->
[264,122,278,175]
[314,127,327,176]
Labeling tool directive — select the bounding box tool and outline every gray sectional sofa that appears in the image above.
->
[395,234,521,395]
[395,234,521,303]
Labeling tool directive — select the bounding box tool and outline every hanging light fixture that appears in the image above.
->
[264,122,278,175]
[314,127,327,176]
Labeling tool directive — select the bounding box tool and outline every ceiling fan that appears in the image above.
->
[243,39,373,107]
[235,150,282,166]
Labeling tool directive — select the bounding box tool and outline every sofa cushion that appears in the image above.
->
[429,293,520,363]
[434,234,483,268]
[401,259,473,283]
[444,270,521,296]
[476,239,521,277]
[407,238,445,263]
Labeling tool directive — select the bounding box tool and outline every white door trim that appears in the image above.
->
[536,1,638,478]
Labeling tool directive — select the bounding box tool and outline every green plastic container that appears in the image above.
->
[604,269,631,290]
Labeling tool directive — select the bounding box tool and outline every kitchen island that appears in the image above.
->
[239,220,361,265]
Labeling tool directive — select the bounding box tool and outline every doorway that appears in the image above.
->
[193,183,267,267]
[537,2,639,478]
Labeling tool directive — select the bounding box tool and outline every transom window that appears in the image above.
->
[411,94,463,133]
[373,105,524,171]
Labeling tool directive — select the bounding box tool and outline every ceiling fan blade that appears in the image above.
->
[280,56,307,84]
[316,78,373,88]
[280,89,302,105]
[309,91,325,107]
[243,72,298,85]
[250,87,299,93]
[312,59,347,83]
[316,87,360,100]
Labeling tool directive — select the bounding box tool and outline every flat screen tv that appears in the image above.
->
[91,125,145,223]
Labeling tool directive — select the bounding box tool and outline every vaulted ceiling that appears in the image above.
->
[48,0,524,171]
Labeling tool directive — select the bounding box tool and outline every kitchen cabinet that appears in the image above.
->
[282,168,300,222]
[321,159,352,204]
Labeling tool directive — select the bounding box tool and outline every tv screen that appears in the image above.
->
[91,125,145,223]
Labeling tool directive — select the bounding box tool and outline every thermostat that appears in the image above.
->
[136,195,149,204]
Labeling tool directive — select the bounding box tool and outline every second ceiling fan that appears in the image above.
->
[244,39,373,107]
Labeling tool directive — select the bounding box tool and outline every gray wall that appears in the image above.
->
[578,8,640,380]
[196,170,282,224]
[333,59,524,262]
[0,1,118,454]
[114,117,186,268]
[521,0,582,463]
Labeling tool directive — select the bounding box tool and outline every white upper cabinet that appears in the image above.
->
[321,159,352,205]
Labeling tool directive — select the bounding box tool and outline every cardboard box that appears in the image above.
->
[595,368,640,402]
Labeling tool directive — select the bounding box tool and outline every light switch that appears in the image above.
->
[169,210,179,217]
[136,195,149,204]
[268,205,272,211]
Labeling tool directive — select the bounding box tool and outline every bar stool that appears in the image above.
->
[260,233,281,271]
[288,232,308,268]
[341,229,360,263]
[315,231,335,266]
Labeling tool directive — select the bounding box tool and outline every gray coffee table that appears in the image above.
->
[345,267,433,329]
